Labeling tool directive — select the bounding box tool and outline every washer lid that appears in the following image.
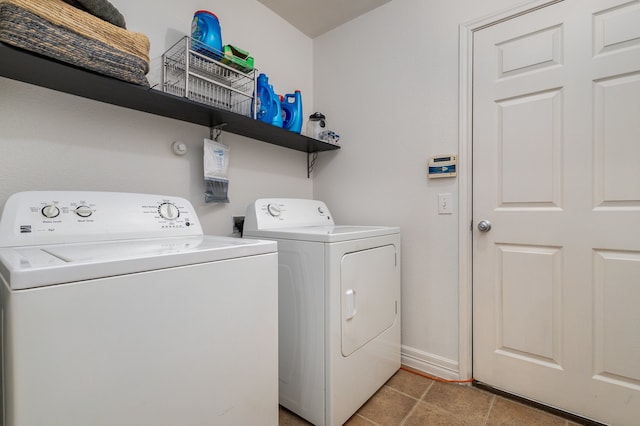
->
[244,225,400,242]
[0,235,276,290]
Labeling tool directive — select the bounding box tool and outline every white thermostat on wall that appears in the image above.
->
[428,154,457,178]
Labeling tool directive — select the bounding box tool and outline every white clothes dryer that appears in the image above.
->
[0,191,278,426]
[244,198,401,426]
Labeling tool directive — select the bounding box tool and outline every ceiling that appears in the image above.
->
[257,0,391,38]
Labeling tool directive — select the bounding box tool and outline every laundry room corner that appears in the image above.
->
[311,0,526,379]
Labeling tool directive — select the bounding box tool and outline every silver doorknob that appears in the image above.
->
[477,220,492,232]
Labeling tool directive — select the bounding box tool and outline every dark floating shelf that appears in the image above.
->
[0,42,340,154]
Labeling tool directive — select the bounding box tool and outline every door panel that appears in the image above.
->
[498,89,563,206]
[472,1,640,424]
[497,24,563,77]
[341,244,397,357]
[593,250,640,386]
[497,244,562,366]
[594,74,640,205]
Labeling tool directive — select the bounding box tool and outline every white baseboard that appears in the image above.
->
[401,345,461,381]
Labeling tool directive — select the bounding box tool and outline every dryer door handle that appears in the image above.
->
[345,289,357,320]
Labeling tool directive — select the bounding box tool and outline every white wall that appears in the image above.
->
[0,0,313,237]
[313,0,524,377]
[2,0,539,380]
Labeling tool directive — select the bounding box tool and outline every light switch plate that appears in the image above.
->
[438,193,453,214]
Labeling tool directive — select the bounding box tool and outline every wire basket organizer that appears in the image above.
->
[162,36,256,117]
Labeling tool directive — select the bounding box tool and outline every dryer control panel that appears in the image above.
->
[0,191,203,247]
[244,198,335,231]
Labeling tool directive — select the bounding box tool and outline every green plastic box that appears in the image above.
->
[221,45,254,73]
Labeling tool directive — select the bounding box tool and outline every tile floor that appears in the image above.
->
[279,367,583,426]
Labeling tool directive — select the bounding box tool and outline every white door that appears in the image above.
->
[472,1,640,424]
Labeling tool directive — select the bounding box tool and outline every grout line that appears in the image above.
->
[353,413,382,426]
[385,383,430,402]
[419,380,435,401]
[356,385,420,426]
[482,394,497,426]
[399,380,435,426]
[399,398,421,426]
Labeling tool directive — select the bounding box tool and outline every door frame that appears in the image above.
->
[457,0,564,380]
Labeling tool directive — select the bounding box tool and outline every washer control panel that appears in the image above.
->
[0,191,203,247]
[244,198,334,231]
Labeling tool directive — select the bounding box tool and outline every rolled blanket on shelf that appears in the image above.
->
[60,0,126,29]
[0,0,149,67]
[0,2,149,85]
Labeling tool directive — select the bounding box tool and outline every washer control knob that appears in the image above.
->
[75,205,93,218]
[318,206,325,214]
[158,203,180,220]
[41,204,60,219]
[267,203,281,217]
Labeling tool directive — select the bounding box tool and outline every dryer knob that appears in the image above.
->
[75,205,93,218]
[267,203,281,217]
[42,204,60,219]
[158,203,180,220]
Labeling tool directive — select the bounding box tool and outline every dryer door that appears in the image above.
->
[341,244,398,356]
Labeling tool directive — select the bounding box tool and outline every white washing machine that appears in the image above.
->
[0,191,278,426]
[243,198,401,426]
